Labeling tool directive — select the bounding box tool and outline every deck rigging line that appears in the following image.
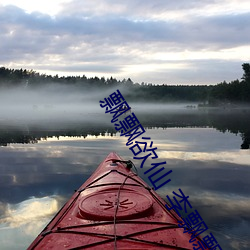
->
[35,159,200,249]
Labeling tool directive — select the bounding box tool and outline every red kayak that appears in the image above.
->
[28,152,202,249]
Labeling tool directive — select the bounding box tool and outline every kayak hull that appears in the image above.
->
[28,152,200,249]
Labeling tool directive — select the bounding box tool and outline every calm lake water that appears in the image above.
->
[0,103,250,249]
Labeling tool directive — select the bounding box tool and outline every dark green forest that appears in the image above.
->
[0,63,250,104]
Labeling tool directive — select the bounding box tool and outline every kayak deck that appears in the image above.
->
[28,152,201,249]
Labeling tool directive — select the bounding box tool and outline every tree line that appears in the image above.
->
[208,63,250,105]
[0,63,249,104]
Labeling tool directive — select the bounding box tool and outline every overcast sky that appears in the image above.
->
[0,0,250,85]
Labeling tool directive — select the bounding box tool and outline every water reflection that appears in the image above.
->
[0,107,250,149]
[0,107,250,249]
[0,196,62,250]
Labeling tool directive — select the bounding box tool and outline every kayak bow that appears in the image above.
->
[28,152,201,249]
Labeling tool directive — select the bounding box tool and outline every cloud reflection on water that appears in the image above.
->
[158,150,250,166]
[0,196,59,228]
[0,196,61,250]
[0,127,249,249]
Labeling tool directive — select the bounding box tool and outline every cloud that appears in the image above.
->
[0,1,250,84]
[58,0,246,19]
[3,4,249,48]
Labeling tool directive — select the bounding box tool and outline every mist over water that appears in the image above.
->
[0,84,249,148]
[0,84,200,126]
[0,85,101,122]
[0,85,250,249]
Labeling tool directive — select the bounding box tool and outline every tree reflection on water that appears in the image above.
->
[0,108,249,149]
